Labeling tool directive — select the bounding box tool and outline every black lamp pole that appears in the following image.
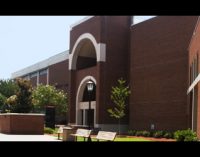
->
[87,80,94,142]
[89,91,91,129]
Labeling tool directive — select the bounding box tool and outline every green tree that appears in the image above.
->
[0,93,7,111]
[32,85,68,116]
[107,78,131,135]
[0,79,19,98]
[0,79,19,112]
[14,78,33,113]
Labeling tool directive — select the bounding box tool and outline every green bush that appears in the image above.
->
[128,130,136,136]
[135,131,143,136]
[153,131,164,138]
[44,127,54,134]
[32,85,68,116]
[174,129,198,141]
[163,132,174,139]
[142,131,151,137]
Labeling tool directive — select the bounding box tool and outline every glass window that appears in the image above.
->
[39,69,47,76]
[30,72,37,78]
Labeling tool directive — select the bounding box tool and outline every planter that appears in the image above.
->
[0,113,44,135]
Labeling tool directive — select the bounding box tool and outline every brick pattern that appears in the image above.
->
[189,18,200,138]
[69,16,131,125]
[49,60,69,93]
[130,16,198,131]
[0,114,44,134]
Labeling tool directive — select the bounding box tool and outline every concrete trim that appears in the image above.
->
[37,71,39,85]
[97,43,106,62]
[0,113,45,116]
[76,76,96,126]
[69,33,106,70]
[187,73,200,94]
[70,16,94,30]
[78,101,96,110]
[47,68,49,85]
[12,50,69,78]
[188,16,200,51]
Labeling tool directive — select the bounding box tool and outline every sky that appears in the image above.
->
[0,16,155,79]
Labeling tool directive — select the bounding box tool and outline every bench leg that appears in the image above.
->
[58,133,60,140]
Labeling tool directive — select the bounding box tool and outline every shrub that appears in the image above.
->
[153,131,164,138]
[32,85,68,116]
[135,131,143,136]
[142,131,151,137]
[44,127,54,134]
[163,132,174,139]
[128,130,136,136]
[174,129,198,141]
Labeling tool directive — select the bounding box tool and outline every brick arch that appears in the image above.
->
[76,76,97,126]
[69,33,106,70]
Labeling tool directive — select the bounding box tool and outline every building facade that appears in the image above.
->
[12,50,69,93]
[12,16,200,138]
[12,51,69,124]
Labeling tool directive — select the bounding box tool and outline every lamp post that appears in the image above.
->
[87,80,94,141]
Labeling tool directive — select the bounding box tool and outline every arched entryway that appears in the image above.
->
[76,76,97,127]
[69,33,106,70]
[69,33,106,127]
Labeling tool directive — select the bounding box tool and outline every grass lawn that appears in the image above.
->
[77,136,150,142]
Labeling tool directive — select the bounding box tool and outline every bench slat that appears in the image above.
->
[70,129,92,140]
[96,131,117,141]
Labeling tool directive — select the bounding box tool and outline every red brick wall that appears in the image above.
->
[39,74,47,85]
[70,16,103,53]
[97,16,131,124]
[49,60,69,93]
[0,114,44,134]
[30,76,37,87]
[188,17,200,138]
[69,16,131,125]
[0,115,10,133]
[130,16,198,131]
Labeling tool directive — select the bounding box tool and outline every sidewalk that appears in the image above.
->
[0,133,61,141]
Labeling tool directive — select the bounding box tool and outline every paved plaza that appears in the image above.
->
[0,133,61,141]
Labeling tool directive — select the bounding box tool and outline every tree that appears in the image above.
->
[107,78,131,135]
[32,85,68,116]
[0,79,19,112]
[0,79,19,98]
[0,93,6,111]
[14,78,33,113]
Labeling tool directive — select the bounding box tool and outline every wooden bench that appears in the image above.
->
[93,131,117,141]
[70,129,92,141]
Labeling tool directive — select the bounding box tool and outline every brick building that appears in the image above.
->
[12,50,69,92]
[12,51,69,124]
[12,16,200,138]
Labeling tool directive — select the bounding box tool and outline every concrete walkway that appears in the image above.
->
[0,133,61,141]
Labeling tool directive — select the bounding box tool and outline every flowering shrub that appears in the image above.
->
[32,85,68,116]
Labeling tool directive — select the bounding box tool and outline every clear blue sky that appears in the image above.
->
[0,16,154,79]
